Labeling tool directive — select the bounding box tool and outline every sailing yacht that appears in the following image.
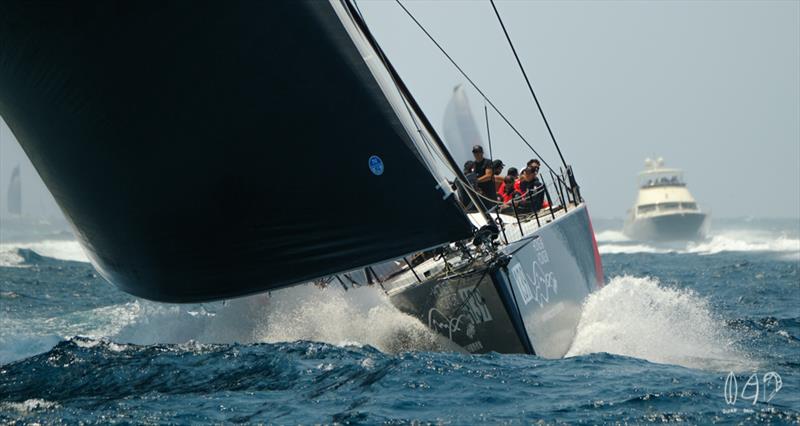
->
[6,165,22,217]
[623,158,708,241]
[0,1,603,358]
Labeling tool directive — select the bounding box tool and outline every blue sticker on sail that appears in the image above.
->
[368,155,384,176]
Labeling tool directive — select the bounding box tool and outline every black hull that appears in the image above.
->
[389,204,604,357]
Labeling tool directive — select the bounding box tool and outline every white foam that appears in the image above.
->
[594,230,630,243]
[0,249,24,267]
[0,399,59,413]
[0,301,146,364]
[246,285,443,353]
[686,232,800,255]
[598,244,669,255]
[566,275,754,371]
[0,240,89,266]
[596,228,800,256]
[106,284,443,353]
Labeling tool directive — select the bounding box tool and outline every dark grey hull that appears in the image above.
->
[623,212,708,242]
[389,204,604,357]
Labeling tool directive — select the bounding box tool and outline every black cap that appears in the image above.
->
[471,145,483,153]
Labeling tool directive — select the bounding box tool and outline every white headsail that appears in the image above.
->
[443,84,485,169]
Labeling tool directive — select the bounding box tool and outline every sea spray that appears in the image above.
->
[566,275,753,371]
[108,284,442,353]
[246,285,444,352]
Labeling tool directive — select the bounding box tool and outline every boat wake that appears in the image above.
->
[595,228,800,257]
[566,275,754,371]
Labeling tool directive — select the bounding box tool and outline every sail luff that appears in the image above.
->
[329,1,458,195]
[335,1,493,224]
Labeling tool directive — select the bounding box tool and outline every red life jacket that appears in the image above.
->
[514,178,551,209]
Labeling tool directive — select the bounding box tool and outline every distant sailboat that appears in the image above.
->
[7,165,21,216]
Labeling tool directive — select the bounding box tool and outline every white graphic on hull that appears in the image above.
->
[510,239,558,307]
[427,308,469,341]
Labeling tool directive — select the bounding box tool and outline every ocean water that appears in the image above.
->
[0,218,798,424]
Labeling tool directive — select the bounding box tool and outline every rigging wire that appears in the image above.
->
[353,0,451,184]
[348,0,494,224]
[489,0,568,171]
[484,104,492,159]
[351,1,571,217]
[393,0,562,178]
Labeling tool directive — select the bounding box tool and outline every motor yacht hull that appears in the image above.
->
[623,211,708,242]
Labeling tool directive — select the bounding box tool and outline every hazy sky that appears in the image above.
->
[1,0,798,219]
[358,0,800,218]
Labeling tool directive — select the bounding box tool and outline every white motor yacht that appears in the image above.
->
[623,158,708,241]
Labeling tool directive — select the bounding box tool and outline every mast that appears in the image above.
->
[341,0,494,225]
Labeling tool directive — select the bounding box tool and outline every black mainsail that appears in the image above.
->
[0,1,473,302]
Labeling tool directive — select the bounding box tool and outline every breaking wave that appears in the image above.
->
[0,240,88,266]
[566,275,754,371]
[0,285,442,365]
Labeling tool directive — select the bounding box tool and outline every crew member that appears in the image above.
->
[492,159,505,193]
[497,167,519,197]
[458,160,478,211]
[471,145,497,206]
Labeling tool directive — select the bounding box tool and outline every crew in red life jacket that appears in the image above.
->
[496,167,519,199]
[499,175,522,204]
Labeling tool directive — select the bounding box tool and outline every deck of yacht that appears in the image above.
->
[382,202,580,294]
